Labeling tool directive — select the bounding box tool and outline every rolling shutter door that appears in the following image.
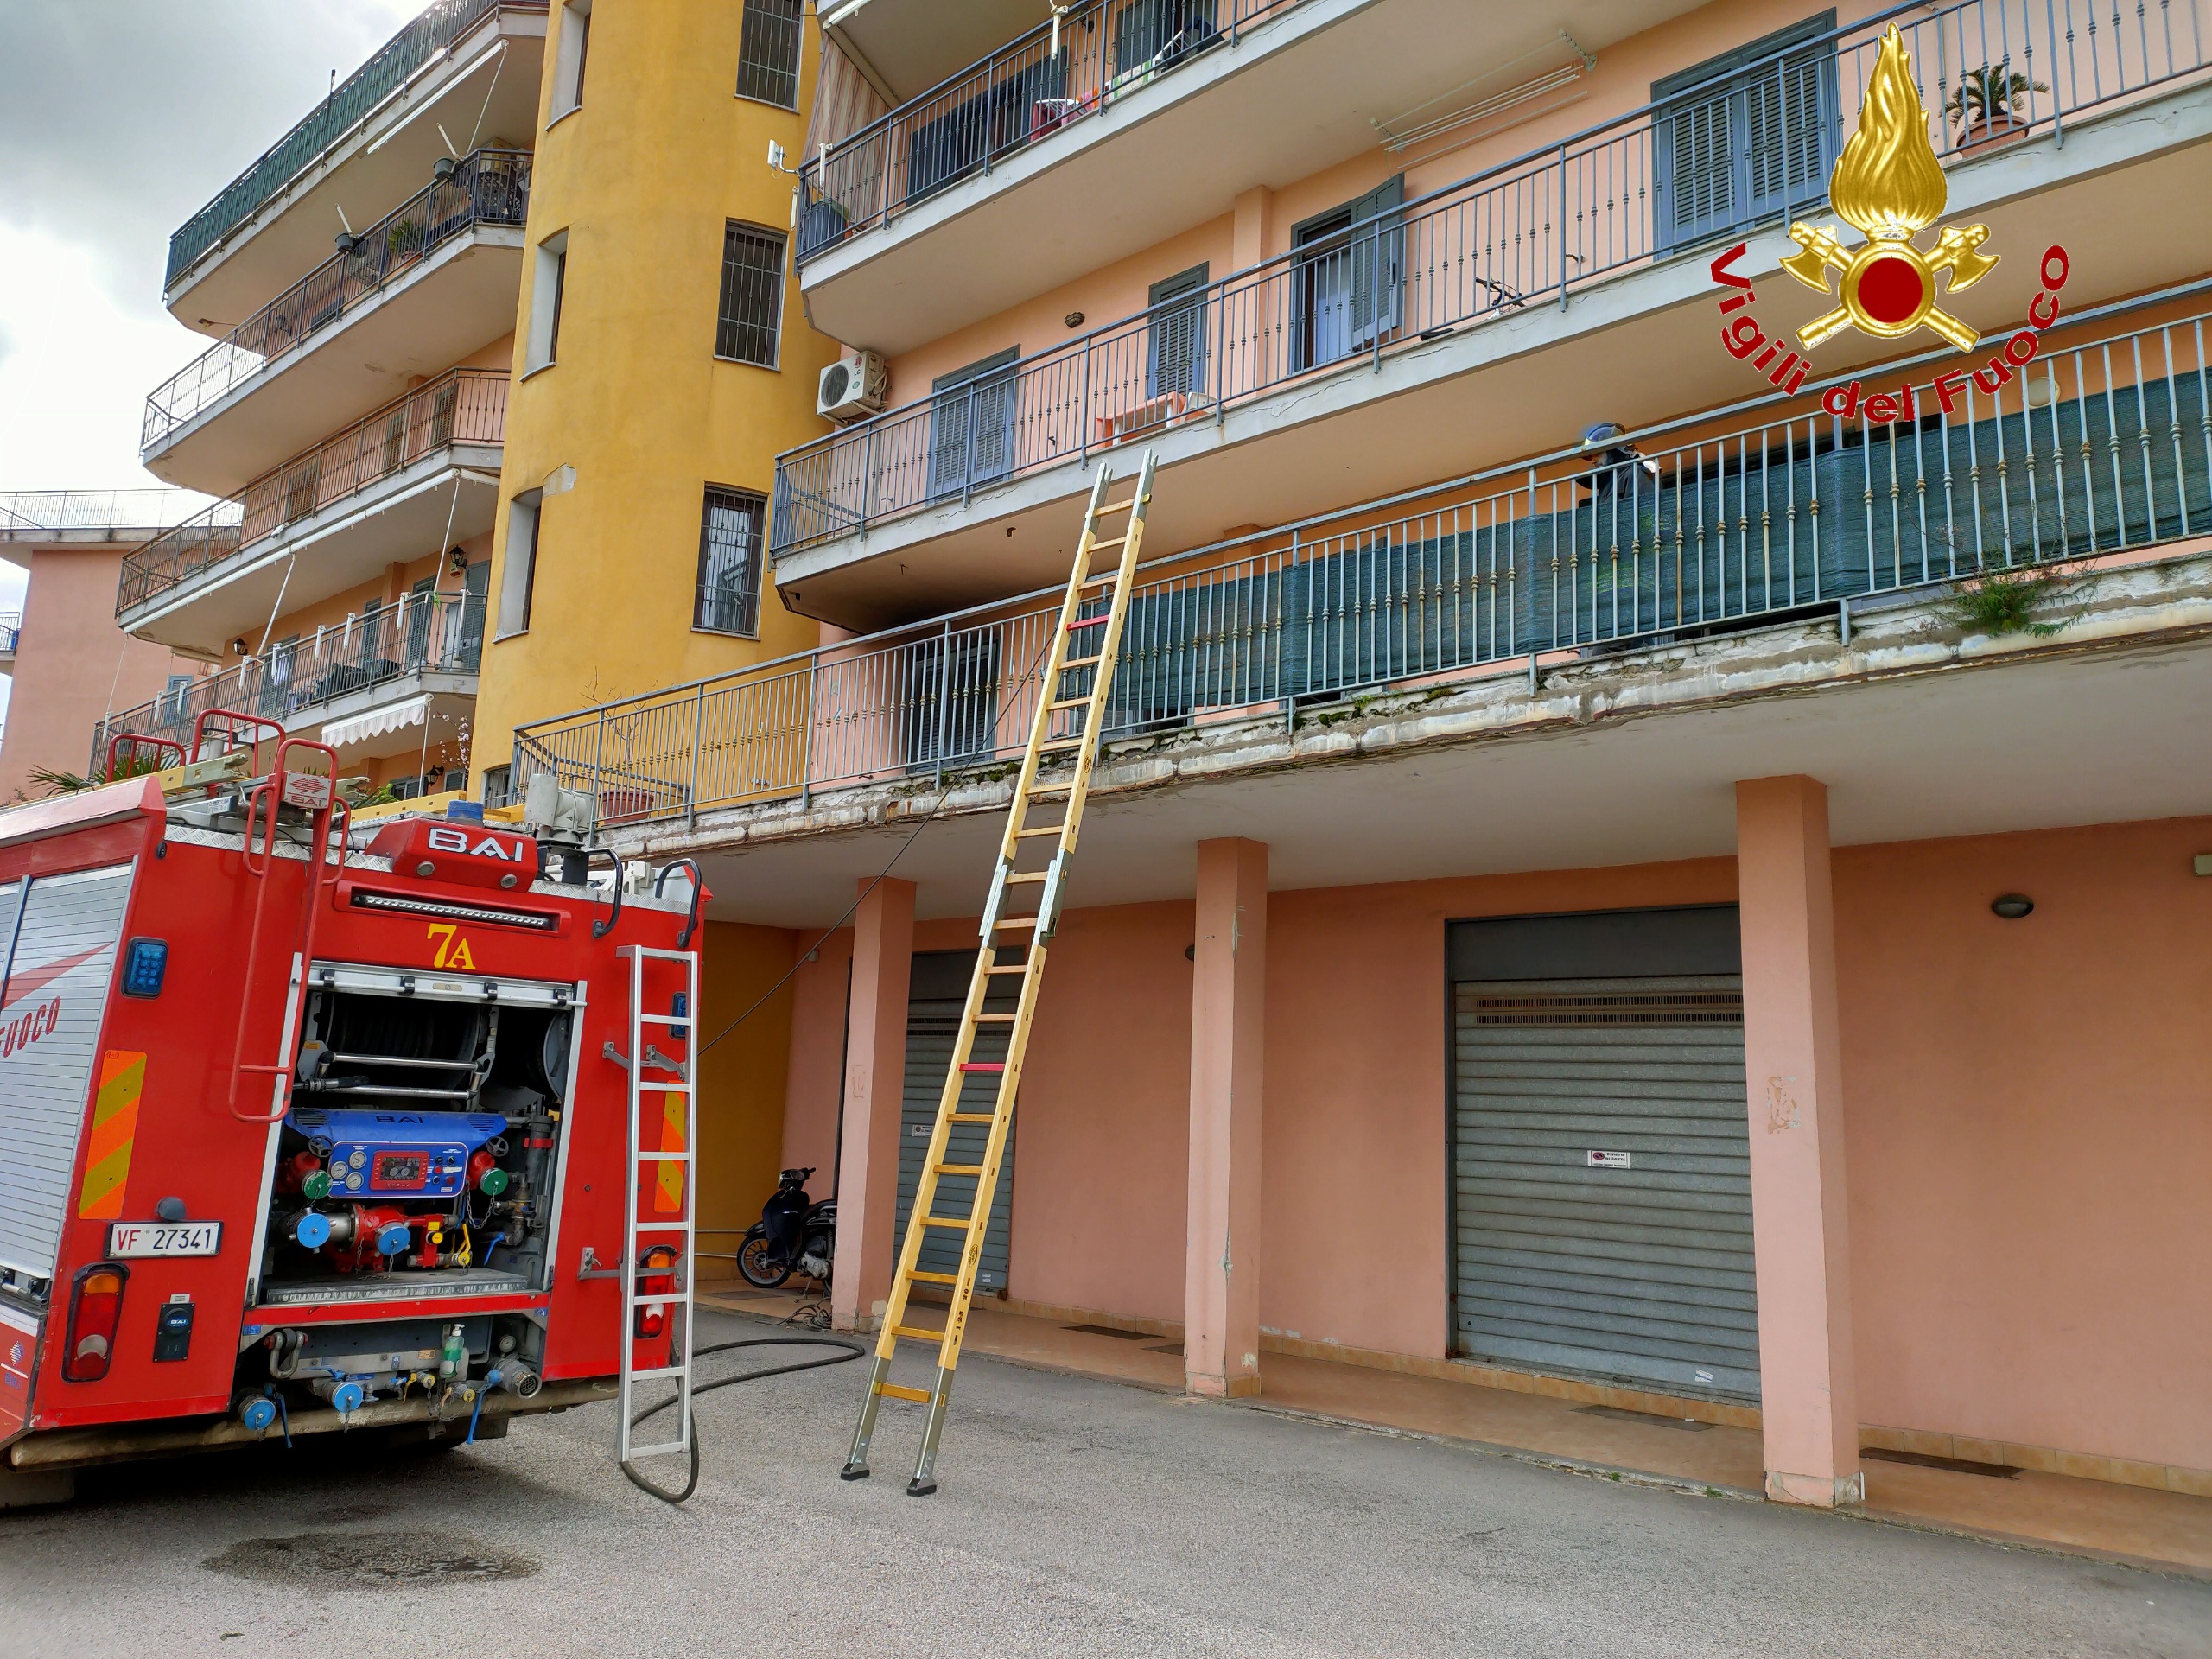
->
[895,996,1014,1294]
[0,865,136,1280]
[1452,973,1758,1400]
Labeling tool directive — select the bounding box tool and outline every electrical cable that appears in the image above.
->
[618,1333,865,1505]
[695,626,1067,1058]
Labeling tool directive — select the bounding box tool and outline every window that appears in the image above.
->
[736,0,804,109]
[1292,175,1403,372]
[159,674,194,725]
[716,224,786,366]
[528,231,569,372]
[551,0,592,120]
[1653,14,1838,250]
[481,763,512,807]
[498,490,541,638]
[1147,264,1209,402]
[906,56,1068,200]
[694,487,766,636]
[928,348,1020,499]
[1113,0,1220,78]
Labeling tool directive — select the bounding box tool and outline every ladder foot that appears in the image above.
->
[906,1477,938,1498]
[839,1462,871,1481]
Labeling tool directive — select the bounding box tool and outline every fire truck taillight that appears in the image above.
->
[61,1262,130,1382]
[635,1245,680,1340]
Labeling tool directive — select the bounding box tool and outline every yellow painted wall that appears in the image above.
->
[696,918,801,1279]
[471,0,841,769]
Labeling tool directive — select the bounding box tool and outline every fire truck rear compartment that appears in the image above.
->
[243,973,577,1418]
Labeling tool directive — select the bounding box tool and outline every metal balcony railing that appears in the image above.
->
[0,490,227,536]
[144,150,531,451]
[797,0,1305,264]
[0,613,20,654]
[95,589,486,768]
[776,0,2211,557]
[118,369,507,618]
[528,300,2212,831]
[166,0,546,288]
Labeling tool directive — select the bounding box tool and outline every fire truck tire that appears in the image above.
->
[0,1464,75,1510]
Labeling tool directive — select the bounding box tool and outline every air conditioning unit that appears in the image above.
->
[817,350,888,422]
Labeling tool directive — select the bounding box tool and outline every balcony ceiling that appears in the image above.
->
[823,0,1047,104]
[802,0,1700,354]
[124,461,499,658]
[778,90,2212,632]
[674,629,2212,929]
[143,234,523,498]
[165,14,543,333]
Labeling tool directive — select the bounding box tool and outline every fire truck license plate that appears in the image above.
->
[107,1222,222,1259]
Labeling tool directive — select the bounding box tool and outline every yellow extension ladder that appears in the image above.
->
[840,451,1157,1497]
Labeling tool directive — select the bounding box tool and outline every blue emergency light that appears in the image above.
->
[121,938,168,998]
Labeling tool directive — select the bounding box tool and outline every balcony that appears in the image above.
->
[165,0,545,328]
[774,0,2212,628]
[120,369,506,656]
[143,152,530,495]
[0,613,18,675]
[0,490,226,556]
[799,0,1681,353]
[537,297,2212,842]
[98,589,486,769]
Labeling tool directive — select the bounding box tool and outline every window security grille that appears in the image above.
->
[717,225,786,366]
[737,0,804,109]
[696,486,766,636]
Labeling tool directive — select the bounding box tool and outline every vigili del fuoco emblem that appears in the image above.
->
[1777,24,1997,352]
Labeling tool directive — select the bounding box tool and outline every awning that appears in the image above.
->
[321,695,428,750]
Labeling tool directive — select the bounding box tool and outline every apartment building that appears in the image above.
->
[107,0,551,800]
[0,491,212,798]
[513,0,2212,1516]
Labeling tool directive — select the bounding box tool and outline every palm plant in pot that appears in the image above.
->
[1946,60,2047,151]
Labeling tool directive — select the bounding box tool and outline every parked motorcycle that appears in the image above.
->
[736,1167,836,1289]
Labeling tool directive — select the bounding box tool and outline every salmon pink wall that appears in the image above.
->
[1834,816,2212,1471]
[781,924,854,1179]
[1005,899,1193,1322]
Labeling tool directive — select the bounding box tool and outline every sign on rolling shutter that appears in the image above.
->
[0,865,136,1280]
[895,998,1015,1295]
[1452,974,1759,1401]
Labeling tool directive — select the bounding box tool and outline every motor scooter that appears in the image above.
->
[737,1167,836,1289]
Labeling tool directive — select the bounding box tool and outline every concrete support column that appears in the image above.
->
[1735,777,1862,1508]
[830,877,914,1333]
[1185,838,1267,1397]
[1232,185,1276,269]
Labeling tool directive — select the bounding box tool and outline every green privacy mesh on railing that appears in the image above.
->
[164,0,541,287]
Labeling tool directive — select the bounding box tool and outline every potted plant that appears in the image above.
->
[1947,60,2047,153]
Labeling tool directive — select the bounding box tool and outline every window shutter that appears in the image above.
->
[1147,264,1210,401]
[1349,173,1405,345]
[930,350,1021,499]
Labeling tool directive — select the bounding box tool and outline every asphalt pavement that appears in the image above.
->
[3,1310,2205,1658]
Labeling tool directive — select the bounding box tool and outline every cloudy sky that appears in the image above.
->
[0,1,421,715]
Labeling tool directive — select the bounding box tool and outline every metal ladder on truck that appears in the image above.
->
[842,450,1157,1497]
[611,943,702,1481]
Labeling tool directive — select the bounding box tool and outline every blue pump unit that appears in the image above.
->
[286,1109,507,1199]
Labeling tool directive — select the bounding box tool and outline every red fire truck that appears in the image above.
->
[0,718,702,1506]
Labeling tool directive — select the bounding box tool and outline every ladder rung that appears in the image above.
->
[921,1216,971,1229]
[959,1061,1005,1072]
[985,963,1029,973]
[1037,736,1088,753]
[1014,824,1065,839]
[1093,495,1138,516]
[949,1113,995,1123]
[892,1324,948,1343]
[625,1364,688,1382]
[1005,872,1047,885]
[934,1163,984,1175]
[1065,615,1109,630]
[1058,656,1103,671]
[989,916,1040,931]
[974,1012,1016,1023]
[910,1270,958,1284]
[1078,570,1122,588]
[876,1382,932,1402]
[1046,697,1092,712]
[1086,533,1129,550]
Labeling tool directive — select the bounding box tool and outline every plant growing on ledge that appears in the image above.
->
[1946,60,2048,147]
[1945,558,2085,638]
